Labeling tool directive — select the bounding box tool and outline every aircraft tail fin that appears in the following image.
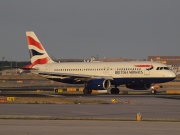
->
[26,31,54,65]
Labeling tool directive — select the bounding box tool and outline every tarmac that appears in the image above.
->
[0,120,179,135]
[0,75,180,134]
[0,95,180,121]
[0,94,180,135]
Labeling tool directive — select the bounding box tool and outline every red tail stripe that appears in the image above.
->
[23,57,49,69]
[27,36,44,50]
[23,64,34,69]
[32,57,49,65]
[134,65,153,67]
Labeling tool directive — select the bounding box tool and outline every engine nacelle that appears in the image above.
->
[126,84,151,90]
[86,79,111,90]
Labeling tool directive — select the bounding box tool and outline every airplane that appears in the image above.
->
[23,31,176,94]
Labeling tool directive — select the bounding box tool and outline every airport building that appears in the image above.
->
[148,56,180,75]
[102,57,137,62]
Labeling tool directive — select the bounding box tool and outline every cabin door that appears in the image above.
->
[103,67,110,75]
[144,68,150,75]
[46,65,52,72]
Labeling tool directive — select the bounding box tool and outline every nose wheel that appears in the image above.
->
[151,89,157,94]
[151,85,158,94]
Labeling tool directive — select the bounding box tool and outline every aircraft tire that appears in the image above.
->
[151,89,157,94]
[88,89,92,94]
[111,88,120,94]
[83,88,92,94]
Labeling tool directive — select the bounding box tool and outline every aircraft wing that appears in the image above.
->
[38,72,114,81]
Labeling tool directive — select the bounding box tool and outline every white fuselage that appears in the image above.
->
[32,61,176,84]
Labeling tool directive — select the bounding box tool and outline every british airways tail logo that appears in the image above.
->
[29,49,44,58]
[27,36,49,65]
[27,36,44,50]
[134,64,154,70]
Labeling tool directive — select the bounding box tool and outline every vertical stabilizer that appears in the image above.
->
[26,31,54,65]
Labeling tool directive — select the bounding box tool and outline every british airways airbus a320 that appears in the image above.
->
[23,31,176,94]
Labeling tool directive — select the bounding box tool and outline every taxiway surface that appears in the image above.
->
[0,120,180,135]
[0,95,179,121]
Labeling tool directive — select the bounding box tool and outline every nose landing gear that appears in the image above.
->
[151,89,157,94]
[151,85,159,94]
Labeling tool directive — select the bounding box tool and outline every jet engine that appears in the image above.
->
[85,79,111,90]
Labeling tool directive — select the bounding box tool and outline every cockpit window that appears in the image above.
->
[164,67,170,70]
[156,67,170,70]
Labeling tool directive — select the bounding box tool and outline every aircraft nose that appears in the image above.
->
[169,71,176,78]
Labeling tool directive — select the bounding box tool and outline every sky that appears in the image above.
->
[0,0,180,61]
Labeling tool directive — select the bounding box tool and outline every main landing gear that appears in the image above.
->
[83,87,92,94]
[110,87,120,94]
[83,87,120,94]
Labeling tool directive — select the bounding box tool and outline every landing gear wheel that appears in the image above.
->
[151,89,157,94]
[88,89,92,94]
[83,88,92,94]
[111,88,120,94]
[83,88,88,94]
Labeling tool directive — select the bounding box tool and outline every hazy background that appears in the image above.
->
[0,0,180,61]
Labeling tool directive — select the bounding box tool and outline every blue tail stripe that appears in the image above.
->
[29,49,44,58]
